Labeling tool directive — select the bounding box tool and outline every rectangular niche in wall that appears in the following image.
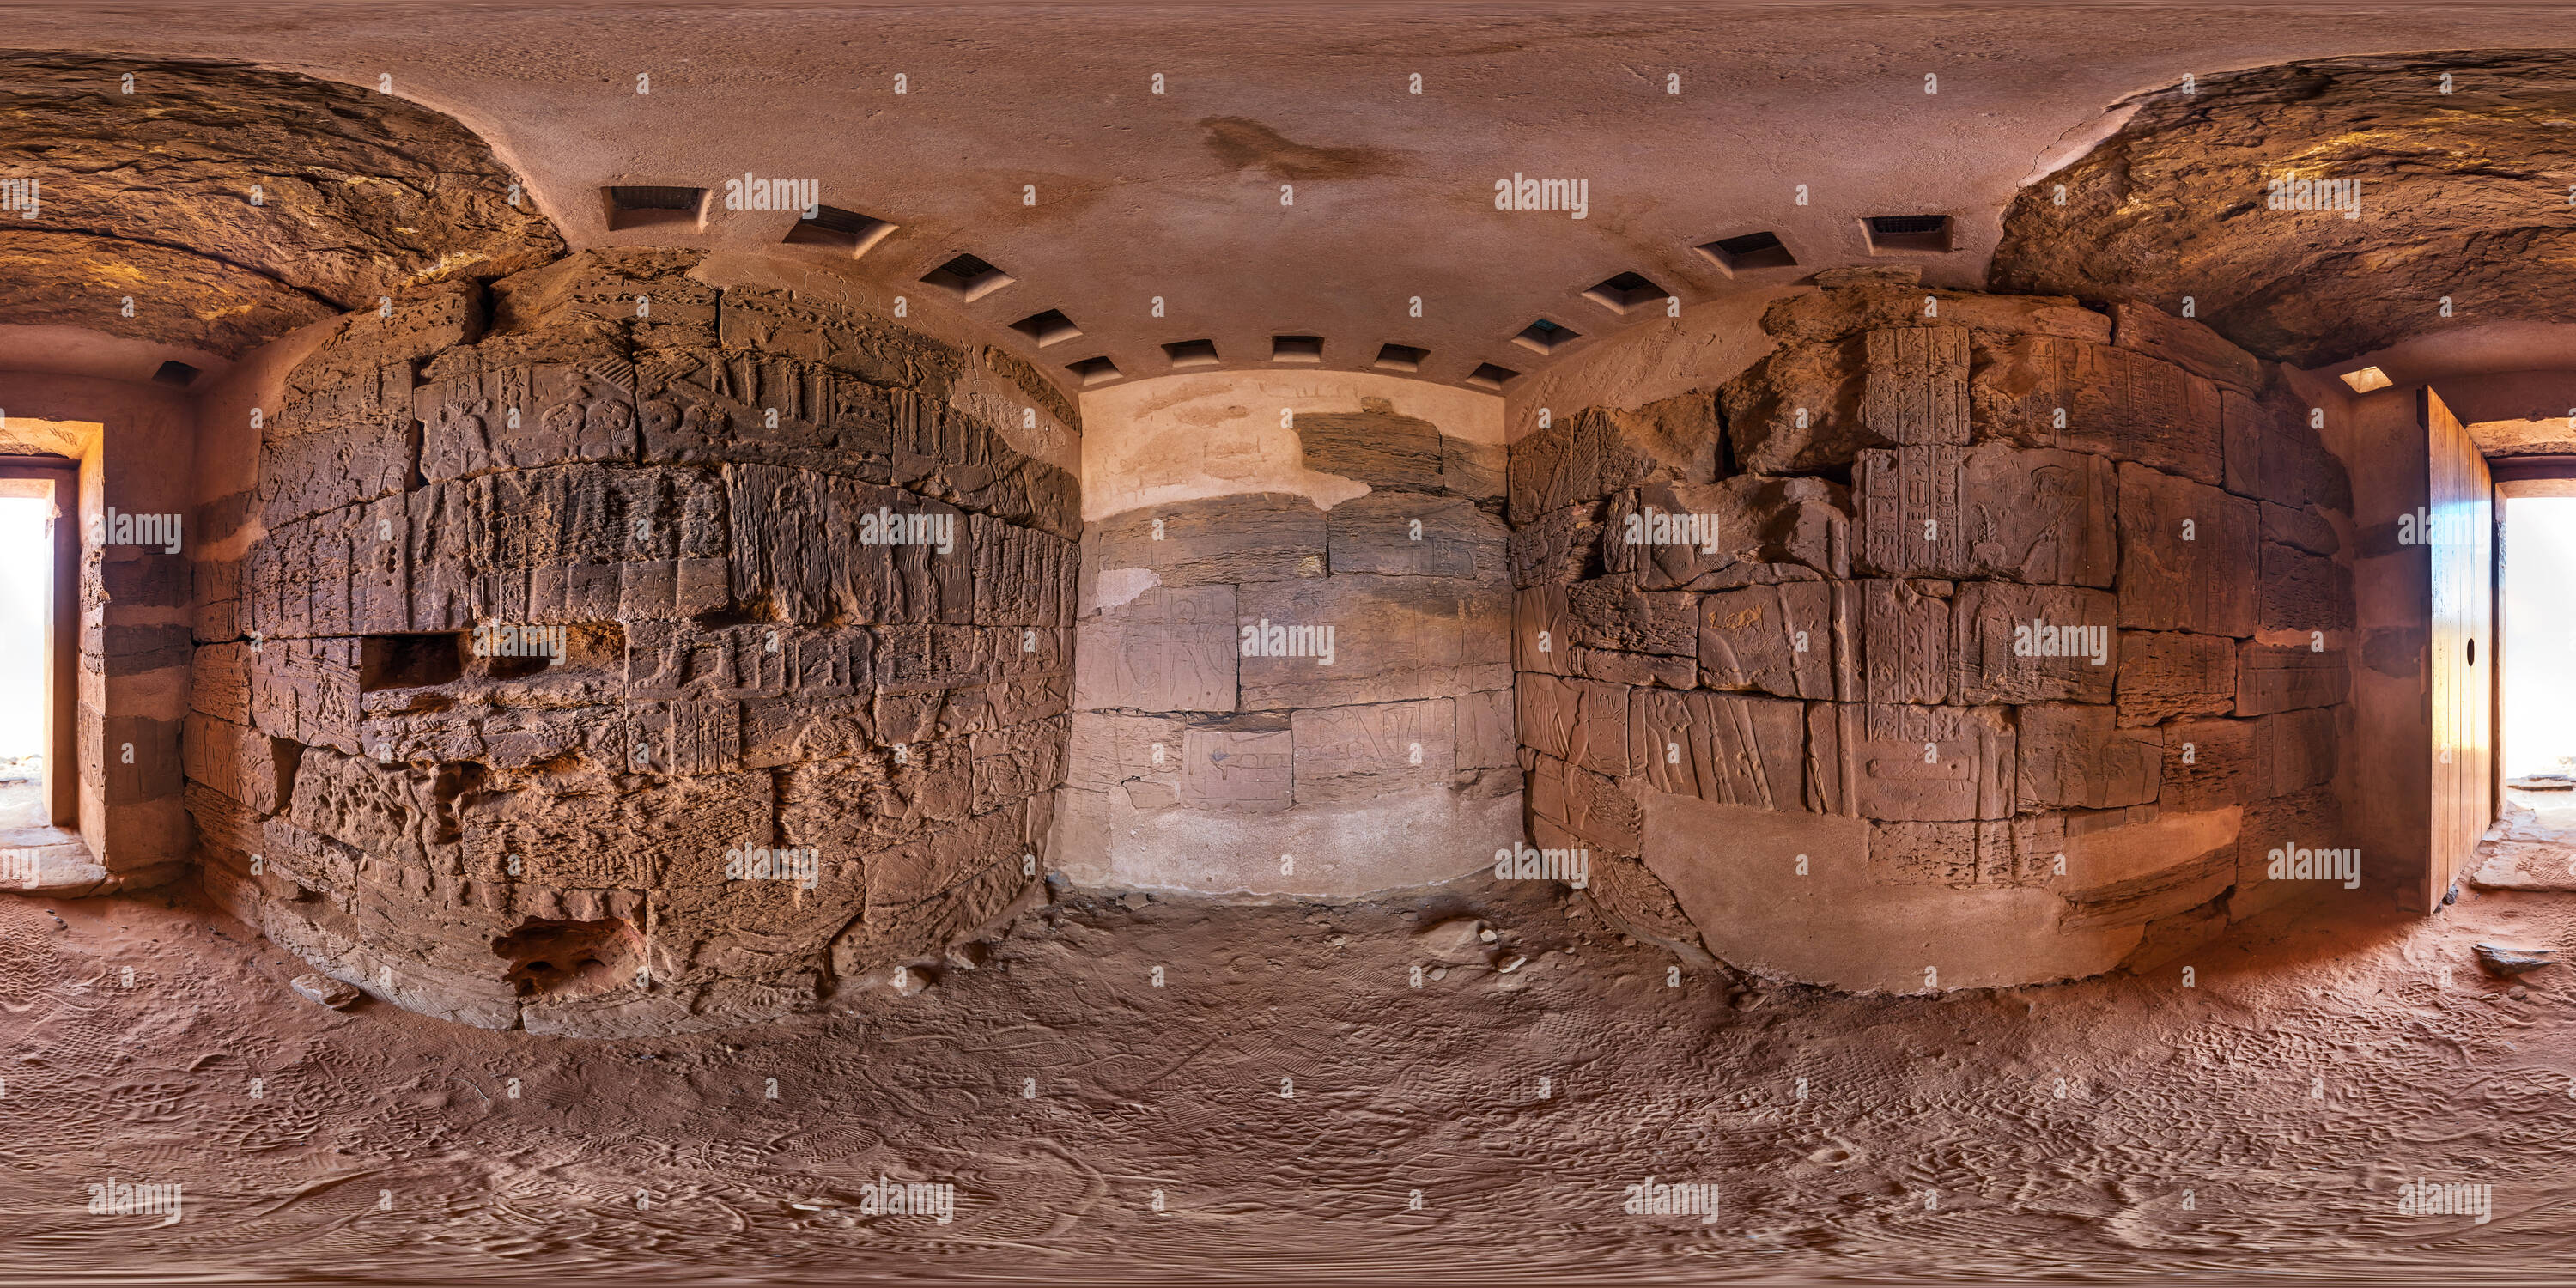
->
[783,204,899,258]
[1581,271,1669,314]
[1163,338,1220,368]
[1862,214,1955,254]
[1697,229,1797,275]
[1012,309,1084,347]
[1374,343,1428,373]
[602,185,710,232]
[1067,355,1124,386]
[921,252,1015,302]
[1271,335,1324,363]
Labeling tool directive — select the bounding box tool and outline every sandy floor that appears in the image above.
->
[2,867,2573,1285]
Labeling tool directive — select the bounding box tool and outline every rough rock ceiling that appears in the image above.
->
[1993,51,2576,371]
[0,54,565,358]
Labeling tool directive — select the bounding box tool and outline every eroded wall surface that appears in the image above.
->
[1057,372,1519,895]
[186,250,1079,1036]
[1508,278,2360,991]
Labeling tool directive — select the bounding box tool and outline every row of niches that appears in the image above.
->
[599,186,1957,395]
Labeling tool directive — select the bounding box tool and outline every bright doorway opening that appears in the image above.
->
[0,493,47,828]
[2504,495,2576,785]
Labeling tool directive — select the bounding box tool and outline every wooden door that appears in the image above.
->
[2426,387,2495,909]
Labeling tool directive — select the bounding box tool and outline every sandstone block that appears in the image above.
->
[1950,582,2117,704]
[192,640,253,724]
[2262,501,2339,556]
[1064,711,1186,793]
[1862,325,1971,445]
[2116,462,2257,635]
[635,348,899,472]
[1443,435,1505,501]
[1456,689,1516,770]
[1292,699,1454,805]
[1182,722,1294,811]
[970,516,1074,628]
[1867,820,1981,887]
[182,714,301,816]
[1509,392,1718,523]
[1091,494,1324,587]
[2233,786,2348,910]
[1528,751,1642,854]
[1571,646,1695,689]
[1973,334,2222,485]
[1298,404,1444,491]
[1235,576,1508,709]
[2016,702,2160,811]
[2111,301,2265,394]
[1603,476,1850,590]
[418,356,640,483]
[1697,582,1833,699]
[1514,584,1572,676]
[264,363,417,527]
[1629,687,1804,810]
[1516,671,1635,778]
[2259,540,2354,632]
[288,748,462,872]
[2160,717,2256,811]
[2255,706,2337,796]
[2237,644,2349,715]
[1506,501,1604,588]
[2115,631,2237,726]
[1567,575,1698,657]
[1720,335,1873,475]
[1806,702,2015,820]
[1327,492,1504,579]
[464,768,769,888]
[971,715,1070,815]
[249,637,361,756]
[1856,579,1951,705]
[1074,585,1237,713]
[1858,443,2117,587]
[717,289,964,393]
[726,464,971,626]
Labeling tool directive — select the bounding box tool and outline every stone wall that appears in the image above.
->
[1506,276,2359,991]
[189,250,1079,1036]
[1055,372,1518,895]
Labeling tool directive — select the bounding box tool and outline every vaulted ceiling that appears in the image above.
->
[11,5,2576,398]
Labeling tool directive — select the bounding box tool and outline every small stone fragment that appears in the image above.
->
[1498,956,1527,974]
[945,942,988,971]
[1478,927,1499,944]
[2476,943,2559,976]
[891,966,931,997]
[289,973,361,1010]
[1417,917,1487,963]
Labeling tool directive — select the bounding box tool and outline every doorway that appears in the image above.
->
[2501,495,2576,787]
[0,457,81,868]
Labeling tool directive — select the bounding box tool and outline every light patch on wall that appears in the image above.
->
[2339,366,2393,393]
